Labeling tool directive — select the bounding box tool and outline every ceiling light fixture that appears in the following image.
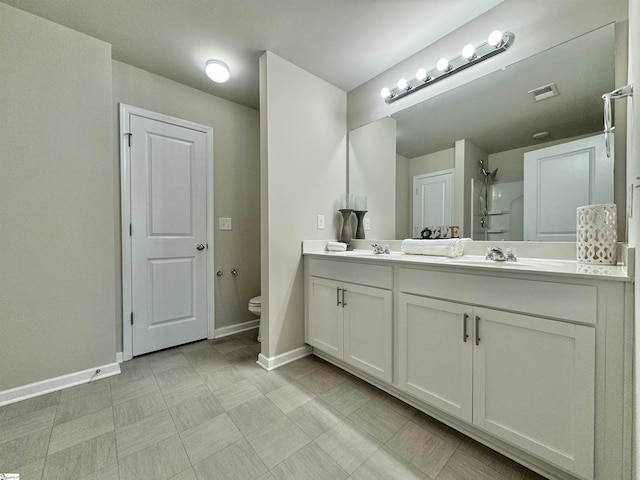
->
[532,131,550,139]
[380,30,515,104]
[205,59,230,83]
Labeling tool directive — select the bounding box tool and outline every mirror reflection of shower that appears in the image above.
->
[479,159,498,241]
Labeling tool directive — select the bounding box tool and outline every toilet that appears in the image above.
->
[248,295,262,342]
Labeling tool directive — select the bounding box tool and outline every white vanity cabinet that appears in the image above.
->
[303,249,631,480]
[305,258,393,382]
[398,293,595,479]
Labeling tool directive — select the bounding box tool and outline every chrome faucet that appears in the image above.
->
[486,246,517,262]
[372,243,390,254]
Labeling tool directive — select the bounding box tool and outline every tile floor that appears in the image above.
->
[0,329,549,480]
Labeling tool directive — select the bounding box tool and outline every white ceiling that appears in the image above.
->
[1,0,503,109]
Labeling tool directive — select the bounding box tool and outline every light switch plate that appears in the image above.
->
[317,215,325,229]
[219,217,232,230]
[364,218,371,230]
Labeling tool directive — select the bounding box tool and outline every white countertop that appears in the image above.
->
[303,247,633,282]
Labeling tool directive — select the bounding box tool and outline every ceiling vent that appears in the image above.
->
[527,83,559,102]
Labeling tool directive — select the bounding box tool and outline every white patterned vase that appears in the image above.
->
[576,204,617,265]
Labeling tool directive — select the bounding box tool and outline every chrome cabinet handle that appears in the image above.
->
[337,287,341,306]
[196,243,205,251]
[475,316,481,345]
[463,314,469,343]
[342,289,347,307]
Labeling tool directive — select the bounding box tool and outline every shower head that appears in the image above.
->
[479,160,498,180]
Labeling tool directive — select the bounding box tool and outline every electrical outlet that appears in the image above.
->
[364,218,371,230]
[317,215,325,229]
[219,217,232,230]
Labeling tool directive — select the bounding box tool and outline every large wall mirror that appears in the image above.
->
[348,23,625,242]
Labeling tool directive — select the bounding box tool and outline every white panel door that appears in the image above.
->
[413,170,453,237]
[130,114,208,355]
[398,294,473,422]
[523,134,613,241]
[473,307,595,479]
[343,283,392,382]
[307,277,343,359]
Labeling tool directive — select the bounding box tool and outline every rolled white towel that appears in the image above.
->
[327,241,347,252]
[401,238,467,257]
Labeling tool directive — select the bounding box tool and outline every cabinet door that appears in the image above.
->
[398,294,473,422]
[307,277,343,358]
[343,283,393,382]
[473,308,595,480]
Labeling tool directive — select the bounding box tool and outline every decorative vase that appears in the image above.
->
[339,209,353,245]
[576,204,617,264]
[354,210,367,239]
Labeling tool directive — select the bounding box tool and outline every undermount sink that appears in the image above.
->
[443,255,566,268]
[336,249,404,258]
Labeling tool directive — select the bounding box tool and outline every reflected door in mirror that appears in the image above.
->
[523,134,613,241]
[413,170,453,238]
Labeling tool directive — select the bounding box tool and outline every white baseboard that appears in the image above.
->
[214,320,259,339]
[257,345,312,371]
[118,321,259,364]
[0,362,121,407]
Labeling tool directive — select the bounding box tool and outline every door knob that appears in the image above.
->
[196,244,205,251]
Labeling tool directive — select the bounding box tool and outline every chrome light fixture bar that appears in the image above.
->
[381,31,515,104]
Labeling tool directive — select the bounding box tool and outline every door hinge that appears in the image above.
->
[130,312,134,325]
[125,133,132,147]
[129,223,132,236]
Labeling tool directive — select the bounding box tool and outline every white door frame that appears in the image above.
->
[119,104,215,361]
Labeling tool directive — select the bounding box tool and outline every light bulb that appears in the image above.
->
[397,78,408,90]
[380,87,391,99]
[488,30,503,47]
[416,68,428,81]
[205,60,230,83]
[436,58,449,72]
[462,44,476,59]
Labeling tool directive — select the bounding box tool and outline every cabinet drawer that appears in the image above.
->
[398,268,597,325]
[307,258,393,289]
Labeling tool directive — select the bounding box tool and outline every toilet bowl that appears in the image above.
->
[248,295,261,342]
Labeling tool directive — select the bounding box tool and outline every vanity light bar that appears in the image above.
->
[381,31,515,104]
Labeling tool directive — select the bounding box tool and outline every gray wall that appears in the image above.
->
[0,3,262,392]
[260,51,347,358]
[112,61,261,351]
[0,4,116,390]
